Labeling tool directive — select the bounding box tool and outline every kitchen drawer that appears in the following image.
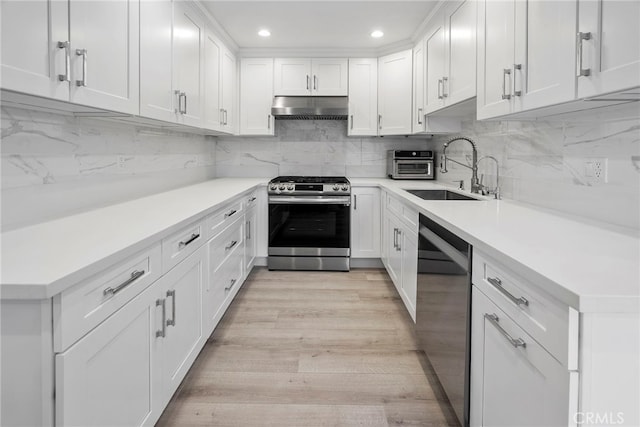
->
[387,193,418,229]
[472,250,579,368]
[53,243,162,352]
[206,199,244,239]
[244,190,258,210]
[162,219,206,273]
[208,216,244,274]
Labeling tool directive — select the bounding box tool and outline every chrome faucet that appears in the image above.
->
[477,155,501,199]
[440,136,481,194]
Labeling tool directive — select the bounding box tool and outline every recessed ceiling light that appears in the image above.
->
[370,30,384,38]
[258,29,271,37]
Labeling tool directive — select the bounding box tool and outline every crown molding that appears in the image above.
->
[411,0,446,43]
[193,1,239,52]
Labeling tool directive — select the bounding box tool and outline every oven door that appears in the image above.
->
[394,160,434,179]
[268,195,351,257]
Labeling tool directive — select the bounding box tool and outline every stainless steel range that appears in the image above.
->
[268,176,351,271]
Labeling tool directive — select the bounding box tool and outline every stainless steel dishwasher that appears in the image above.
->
[416,213,471,427]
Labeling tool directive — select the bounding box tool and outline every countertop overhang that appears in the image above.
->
[1,177,638,313]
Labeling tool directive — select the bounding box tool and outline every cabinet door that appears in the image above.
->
[424,22,446,114]
[446,0,477,106]
[378,49,413,136]
[351,187,381,258]
[173,2,204,127]
[412,40,427,133]
[203,30,222,131]
[470,287,575,427]
[56,285,160,427]
[400,229,418,321]
[515,0,577,112]
[1,0,69,101]
[240,58,274,135]
[578,0,640,98]
[68,0,139,114]
[477,0,516,119]
[311,59,348,96]
[274,58,312,95]
[160,246,205,403]
[245,207,258,272]
[347,58,378,136]
[221,49,236,133]
[140,0,175,122]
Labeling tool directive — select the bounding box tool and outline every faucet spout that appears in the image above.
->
[441,137,481,194]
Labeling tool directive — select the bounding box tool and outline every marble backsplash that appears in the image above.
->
[1,107,216,230]
[217,111,640,230]
[216,120,430,178]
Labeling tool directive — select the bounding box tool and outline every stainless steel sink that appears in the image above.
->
[404,189,480,201]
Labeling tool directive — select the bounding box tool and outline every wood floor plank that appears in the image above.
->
[158,268,457,426]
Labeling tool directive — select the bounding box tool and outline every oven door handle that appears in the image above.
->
[268,196,351,205]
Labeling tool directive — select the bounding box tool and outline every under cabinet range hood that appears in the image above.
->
[271,96,348,120]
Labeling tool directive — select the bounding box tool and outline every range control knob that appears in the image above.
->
[279,184,286,190]
[269,184,277,191]
[333,184,339,190]
[287,184,294,190]
[341,185,349,191]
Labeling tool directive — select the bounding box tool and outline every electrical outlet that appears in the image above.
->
[117,155,127,169]
[584,158,607,184]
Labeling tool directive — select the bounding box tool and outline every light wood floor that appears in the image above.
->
[157,267,459,426]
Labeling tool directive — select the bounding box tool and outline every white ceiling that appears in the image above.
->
[200,1,440,52]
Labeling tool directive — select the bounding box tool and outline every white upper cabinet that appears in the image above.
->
[424,0,476,115]
[348,58,378,136]
[378,49,413,135]
[220,48,236,133]
[203,29,223,131]
[577,0,640,98]
[140,0,174,122]
[1,0,69,101]
[172,2,204,127]
[412,40,426,133]
[1,0,139,114]
[274,58,348,96]
[239,58,274,135]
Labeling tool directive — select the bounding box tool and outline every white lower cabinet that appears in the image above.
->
[56,245,206,427]
[471,287,577,427]
[351,187,381,258]
[381,191,418,321]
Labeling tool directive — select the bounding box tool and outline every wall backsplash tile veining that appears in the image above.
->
[218,112,640,230]
[1,107,216,230]
[216,120,430,178]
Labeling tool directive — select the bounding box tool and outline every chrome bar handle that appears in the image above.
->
[166,290,176,327]
[397,229,401,251]
[75,48,87,87]
[485,313,526,348]
[353,194,357,210]
[178,233,200,249]
[417,108,423,125]
[393,228,398,249]
[501,68,511,100]
[513,64,522,96]
[437,79,443,99]
[225,240,238,251]
[225,209,237,218]
[442,76,448,98]
[156,299,166,338]
[378,114,382,130]
[181,92,187,114]
[577,32,592,77]
[224,109,228,125]
[314,75,317,91]
[246,221,251,240]
[487,277,529,307]
[306,75,310,90]
[103,270,145,297]
[268,115,271,129]
[350,115,354,130]
[175,90,183,114]
[220,108,224,123]
[57,41,70,82]
[225,278,237,291]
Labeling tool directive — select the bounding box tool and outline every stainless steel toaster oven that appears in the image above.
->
[387,150,435,180]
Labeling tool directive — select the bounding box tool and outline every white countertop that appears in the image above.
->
[353,178,640,313]
[0,178,267,299]
[2,177,638,313]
